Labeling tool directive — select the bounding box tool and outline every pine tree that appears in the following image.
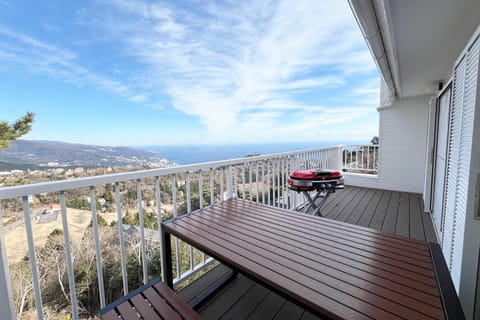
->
[0,112,35,150]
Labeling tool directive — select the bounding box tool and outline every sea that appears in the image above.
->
[141,141,361,165]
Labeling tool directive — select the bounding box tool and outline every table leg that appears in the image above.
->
[161,224,173,288]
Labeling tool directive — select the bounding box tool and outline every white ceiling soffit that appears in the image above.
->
[350,0,480,99]
[348,0,397,103]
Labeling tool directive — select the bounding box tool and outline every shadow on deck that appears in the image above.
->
[178,185,438,320]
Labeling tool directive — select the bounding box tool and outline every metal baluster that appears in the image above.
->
[186,173,194,271]
[267,160,271,206]
[89,187,106,308]
[273,159,279,207]
[0,204,15,320]
[262,162,265,205]
[198,171,205,264]
[368,146,370,170]
[59,192,79,320]
[249,163,253,202]
[350,147,353,170]
[220,168,224,201]
[210,169,214,205]
[277,159,281,207]
[172,175,181,279]
[233,166,238,198]
[154,177,165,282]
[22,196,44,320]
[114,183,129,294]
[226,165,233,199]
[255,162,259,204]
[136,180,148,284]
[198,170,203,209]
[242,164,246,200]
[282,158,286,209]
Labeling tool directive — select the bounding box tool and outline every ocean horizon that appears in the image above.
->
[140,141,364,165]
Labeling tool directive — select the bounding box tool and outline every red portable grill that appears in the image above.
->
[288,169,344,216]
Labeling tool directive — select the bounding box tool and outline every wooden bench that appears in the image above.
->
[161,198,465,320]
[100,278,201,320]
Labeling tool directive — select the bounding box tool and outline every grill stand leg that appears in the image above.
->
[300,190,332,217]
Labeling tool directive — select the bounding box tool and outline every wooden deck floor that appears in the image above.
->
[319,186,437,243]
[178,186,439,320]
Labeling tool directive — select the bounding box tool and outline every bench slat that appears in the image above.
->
[117,301,139,319]
[143,287,182,320]
[131,294,162,320]
[100,278,200,320]
[154,282,202,320]
[102,309,122,320]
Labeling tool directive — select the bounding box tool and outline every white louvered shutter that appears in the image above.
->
[442,55,465,270]
[442,35,479,291]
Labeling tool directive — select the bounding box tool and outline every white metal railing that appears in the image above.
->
[341,144,379,174]
[0,145,342,319]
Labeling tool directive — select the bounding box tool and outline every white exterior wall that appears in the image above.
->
[378,96,430,193]
[358,95,430,193]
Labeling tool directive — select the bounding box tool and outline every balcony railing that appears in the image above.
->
[342,144,379,175]
[0,144,376,319]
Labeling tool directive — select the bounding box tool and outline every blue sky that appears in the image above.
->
[0,0,379,146]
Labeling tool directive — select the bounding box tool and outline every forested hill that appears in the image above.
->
[0,140,171,167]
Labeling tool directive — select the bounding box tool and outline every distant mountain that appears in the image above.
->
[0,140,172,168]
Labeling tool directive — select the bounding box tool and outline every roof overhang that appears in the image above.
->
[349,0,480,103]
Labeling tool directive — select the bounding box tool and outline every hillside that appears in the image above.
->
[0,140,171,168]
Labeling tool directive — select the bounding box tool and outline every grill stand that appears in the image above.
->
[295,189,333,217]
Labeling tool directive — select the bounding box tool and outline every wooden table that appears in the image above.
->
[161,198,464,320]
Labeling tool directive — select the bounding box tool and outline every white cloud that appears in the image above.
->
[93,0,378,141]
[0,25,139,101]
[0,0,380,143]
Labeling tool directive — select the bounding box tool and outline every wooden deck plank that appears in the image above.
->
[396,192,411,237]
[199,275,255,319]
[356,189,383,227]
[324,187,363,220]
[410,193,426,241]
[178,264,232,305]
[382,191,400,233]
[334,187,370,222]
[220,284,269,319]
[320,187,357,217]
[246,292,286,320]
[300,311,324,320]
[368,190,391,230]
[345,188,377,225]
[273,301,304,320]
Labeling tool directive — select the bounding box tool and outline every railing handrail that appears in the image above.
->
[341,144,378,147]
[0,146,340,200]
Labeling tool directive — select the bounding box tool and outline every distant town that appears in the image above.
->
[0,162,173,187]
[0,139,176,187]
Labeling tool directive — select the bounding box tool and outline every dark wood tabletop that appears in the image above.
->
[162,198,461,320]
